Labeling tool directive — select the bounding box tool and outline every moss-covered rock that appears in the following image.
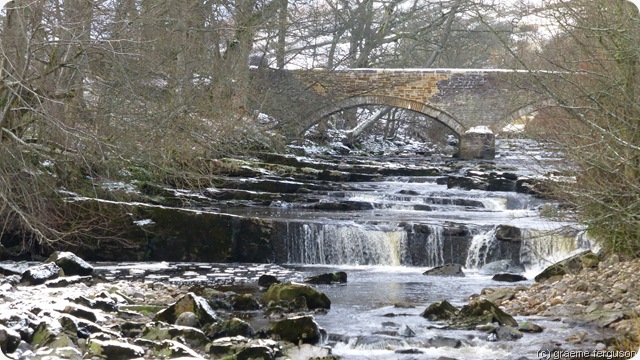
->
[455,299,518,329]
[534,250,600,282]
[87,339,145,360]
[134,338,202,359]
[206,336,280,360]
[140,322,210,350]
[230,294,261,311]
[420,300,458,321]
[207,318,254,339]
[153,292,217,326]
[269,315,323,345]
[303,271,347,285]
[262,282,331,310]
[31,319,75,350]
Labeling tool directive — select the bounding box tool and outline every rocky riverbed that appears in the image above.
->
[1,250,638,360]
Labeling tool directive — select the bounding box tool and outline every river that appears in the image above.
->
[95,138,600,359]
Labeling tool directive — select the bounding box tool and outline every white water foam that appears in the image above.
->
[285,223,408,266]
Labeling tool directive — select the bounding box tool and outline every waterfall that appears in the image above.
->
[424,225,445,267]
[464,226,592,271]
[520,228,593,269]
[284,222,408,266]
[465,228,498,269]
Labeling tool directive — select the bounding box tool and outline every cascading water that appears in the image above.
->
[422,224,445,267]
[282,222,408,266]
[520,228,593,269]
[465,227,498,269]
[463,225,593,271]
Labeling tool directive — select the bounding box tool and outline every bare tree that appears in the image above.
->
[506,0,640,254]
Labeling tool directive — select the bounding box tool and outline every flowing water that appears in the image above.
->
[257,139,596,359]
[96,139,600,359]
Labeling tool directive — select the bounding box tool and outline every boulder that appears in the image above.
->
[426,336,462,348]
[446,176,488,191]
[487,178,516,192]
[31,319,75,350]
[264,296,309,316]
[303,271,347,285]
[0,262,30,276]
[230,294,261,311]
[516,178,548,196]
[534,251,600,282]
[29,346,83,359]
[490,326,523,341]
[20,263,62,285]
[45,251,94,276]
[455,299,518,329]
[87,339,145,360]
[258,274,281,288]
[420,300,458,321]
[59,314,121,339]
[206,336,280,360]
[492,273,527,282]
[482,288,516,305]
[262,282,331,310]
[141,322,210,350]
[134,338,202,359]
[207,318,254,339]
[423,264,465,277]
[494,225,522,242]
[175,312,200,327]
[269,315,323,345]
[353,335,405,349]
[154,292,217,326]
[282,343,332,359]
[518,321,544,333]
[62,304,99,322]
[0,324,21,354]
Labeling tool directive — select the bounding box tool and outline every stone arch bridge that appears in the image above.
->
[251,68,549,159]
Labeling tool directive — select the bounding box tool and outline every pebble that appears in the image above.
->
[502,257,640,336]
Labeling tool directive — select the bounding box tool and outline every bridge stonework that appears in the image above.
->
[254,68,543,159]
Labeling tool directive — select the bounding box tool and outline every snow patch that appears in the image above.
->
[466,126,493,134]
[133,219,155,226]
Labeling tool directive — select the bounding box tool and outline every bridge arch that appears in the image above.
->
[302,95,467,138]
[493,101,554,133]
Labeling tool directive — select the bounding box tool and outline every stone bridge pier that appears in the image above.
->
[252,68,545,159]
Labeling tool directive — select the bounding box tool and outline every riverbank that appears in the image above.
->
[498,254,640,358]
[1,252,638,360]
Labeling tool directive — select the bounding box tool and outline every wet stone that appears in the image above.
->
[87,338,145,360]
[423,264,465,277]
[258,274,281,288]
[0,324,21,354]
[303,271,347,285]
[270,315,323,345]
[46,251,94,276]
[153,292,217,326]
[0,262,30,276]
[492,273,527,282]
[21,263,62,285]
